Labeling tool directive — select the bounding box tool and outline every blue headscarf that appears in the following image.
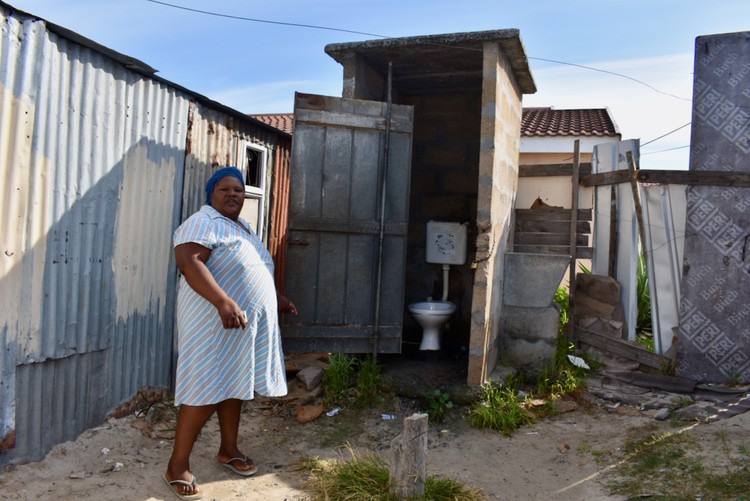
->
[205,166,244,204]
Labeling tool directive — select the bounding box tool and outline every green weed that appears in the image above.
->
[425,390,454,424]
[323,353,356,407]
[467,379,533,436]
[356,355,385,408]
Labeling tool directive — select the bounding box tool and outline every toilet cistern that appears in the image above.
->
[409,221,468,350]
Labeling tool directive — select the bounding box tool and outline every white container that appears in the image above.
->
[425,221,468,265]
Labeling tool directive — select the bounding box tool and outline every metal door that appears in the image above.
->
[282,93,413,353]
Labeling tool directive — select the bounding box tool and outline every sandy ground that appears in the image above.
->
[1,370,748,501]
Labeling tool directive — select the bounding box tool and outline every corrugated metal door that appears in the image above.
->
[282,93,413,353]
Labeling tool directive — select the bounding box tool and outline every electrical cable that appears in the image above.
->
[641,122,691,146]
[145,0,388,38]
[146,0,692,103]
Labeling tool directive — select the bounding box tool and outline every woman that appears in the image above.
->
[163,167,297,500]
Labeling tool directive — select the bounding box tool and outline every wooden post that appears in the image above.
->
[567,140,580,340]
[626,151,648,265]
[389,413,428,497]
[608,185,618,278]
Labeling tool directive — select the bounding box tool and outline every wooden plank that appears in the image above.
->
[519,163,592,177]
[515,208,593,221]
[627,152,649,265]
[515,233,588,246]
[608,185,618,278]
[567,141,580,339]
[516,219,591,234]
[514,245,593,259]
[580,168,750,187]
[579,170,631,187]
[636,169,750,186]
[575,326,670,370]
[603,370,695,393]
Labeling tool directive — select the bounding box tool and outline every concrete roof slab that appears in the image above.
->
[325,29,536,95]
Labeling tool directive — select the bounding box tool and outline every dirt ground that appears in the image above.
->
[1,354,748,501]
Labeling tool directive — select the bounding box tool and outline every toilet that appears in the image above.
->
[409,221,468,351]
[408,300,457,350]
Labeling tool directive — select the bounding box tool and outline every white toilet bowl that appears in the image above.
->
[408,301,456,351]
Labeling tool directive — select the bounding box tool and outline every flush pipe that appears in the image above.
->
[372,61,393,357]
[441,264,450,301]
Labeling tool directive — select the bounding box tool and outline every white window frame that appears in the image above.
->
[240,142,268,237]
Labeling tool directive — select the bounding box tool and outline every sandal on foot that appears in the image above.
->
[163,473,203,500]
[218,455,258,476]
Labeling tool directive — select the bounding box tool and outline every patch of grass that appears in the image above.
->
[294,446,486,500]
[605,425,750,499]
[468,333,599,436]
[726,371,742,386]
[467,378,533,436]
[323,354,390,409]
[424,390,454,424]
[323,353,356,407]
[356,355,385,408]
[536,334,599,401]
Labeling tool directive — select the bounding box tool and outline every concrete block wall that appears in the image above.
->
[467,42,523,384]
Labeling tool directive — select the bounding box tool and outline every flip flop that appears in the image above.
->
[162,472,203,500]
[218,455,258,476]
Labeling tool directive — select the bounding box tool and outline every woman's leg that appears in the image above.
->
[166,403,216,495]
[216,399,254,470]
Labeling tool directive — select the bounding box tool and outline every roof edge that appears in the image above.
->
[325,29,536,94]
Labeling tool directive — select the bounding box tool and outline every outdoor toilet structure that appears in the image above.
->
[284,30,537,384]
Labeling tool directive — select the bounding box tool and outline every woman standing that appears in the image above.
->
[163,167,297,500]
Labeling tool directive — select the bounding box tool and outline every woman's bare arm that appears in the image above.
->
[175,242,247,329]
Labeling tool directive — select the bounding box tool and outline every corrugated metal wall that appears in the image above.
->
[183,103,291,289]
[0,6,189,463]
[1,4,292,464]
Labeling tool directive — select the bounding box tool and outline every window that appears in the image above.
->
[240,142,268,237]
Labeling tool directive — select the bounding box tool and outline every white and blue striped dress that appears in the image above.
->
[173,205,287,406]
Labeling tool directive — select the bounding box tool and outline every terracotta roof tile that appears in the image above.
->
[251,108,619,138]
[521,107,619,137]
[250,114,294,135]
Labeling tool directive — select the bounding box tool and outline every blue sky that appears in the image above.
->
[7,0,750,170]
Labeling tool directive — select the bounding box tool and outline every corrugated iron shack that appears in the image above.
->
[0,1,291,465]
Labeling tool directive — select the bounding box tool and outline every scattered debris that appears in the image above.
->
[653,408,671,421]
[294,405,325,424]
[567,355,590,370]
[326,407,341,417]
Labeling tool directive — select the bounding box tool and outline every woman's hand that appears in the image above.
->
[216,298,248,329]
[277,294,298,315]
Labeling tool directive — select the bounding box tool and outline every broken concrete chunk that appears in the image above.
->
[297,366,324,391]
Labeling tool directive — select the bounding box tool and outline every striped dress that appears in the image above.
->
[173,205,287,406]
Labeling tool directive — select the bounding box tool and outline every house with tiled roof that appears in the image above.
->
[516,107,621,210]
[251,113,294,135]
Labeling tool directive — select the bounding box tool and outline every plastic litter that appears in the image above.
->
[326,407,341,417]
[381,414,396,420]
[567,355,590,370]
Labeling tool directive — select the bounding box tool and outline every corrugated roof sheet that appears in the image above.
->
[521,107,619,137]
[251,114,294,135]
[254,108,619,138]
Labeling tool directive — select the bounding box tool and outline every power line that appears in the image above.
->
[145,0,388,38]
[642,122,691,146]
[641,144,690,156]
[527,57,691,102]
[146,0,693,103]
